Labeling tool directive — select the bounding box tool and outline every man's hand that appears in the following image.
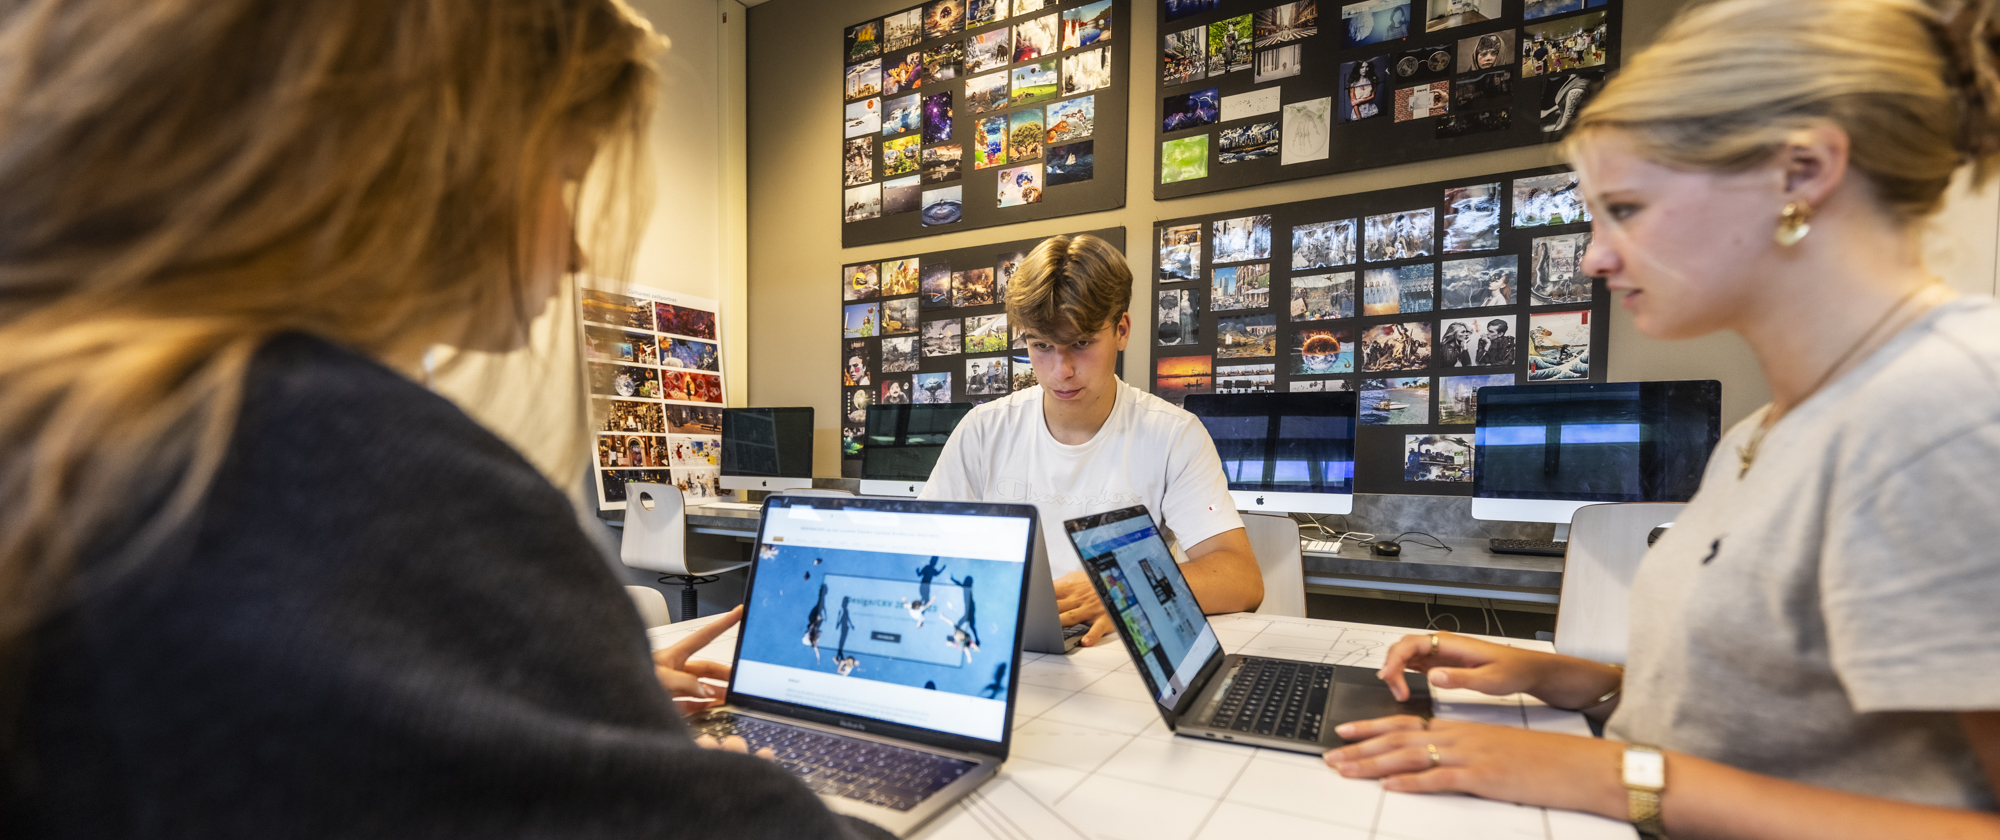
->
[653,605,742,716]
[1053,571,1117,646]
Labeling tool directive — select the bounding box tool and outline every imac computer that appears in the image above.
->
[1472,380,1721,544]
[1182,392,1358,516]
[860,403,974,497]
[720,407,816,493]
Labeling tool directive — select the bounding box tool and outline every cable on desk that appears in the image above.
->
[1388,531,1452,553]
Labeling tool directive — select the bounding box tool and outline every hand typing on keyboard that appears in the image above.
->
[654,604,743,717]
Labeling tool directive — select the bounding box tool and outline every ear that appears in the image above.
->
[1777,123,1851,207]
[1114,311,1133,352]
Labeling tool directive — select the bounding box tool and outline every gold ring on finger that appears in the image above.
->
[1426,743,1442,769]
[1429,633,1441,655]
[1421,717,1432,731]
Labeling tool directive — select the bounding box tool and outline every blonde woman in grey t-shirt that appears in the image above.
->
[1323,1,2000,838]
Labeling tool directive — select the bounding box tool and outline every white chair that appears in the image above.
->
[620,482,751,622]
[625,585,671,629]
[1554,502,1686,665]
[1239,513,1308,617]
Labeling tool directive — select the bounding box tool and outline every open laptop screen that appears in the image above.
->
[732,498,1033,744]
[1065,507,1220,711]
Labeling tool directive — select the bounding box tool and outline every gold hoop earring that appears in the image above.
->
[1775,202,1813,247]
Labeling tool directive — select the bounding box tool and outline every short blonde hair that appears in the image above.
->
[1565,0,2000,222]
[1006,234,1132,343]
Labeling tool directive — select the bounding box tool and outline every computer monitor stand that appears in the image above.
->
[858,479,926,498]
[719,475,816,493]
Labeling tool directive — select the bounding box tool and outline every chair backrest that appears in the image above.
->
[620,483,694,575]
[774,488,854,497]
[1555,501,1686,665]
[625,585,672,629]
[1239,513,1308,617]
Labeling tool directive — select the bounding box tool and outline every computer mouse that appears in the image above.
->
[1371,540,1402,557]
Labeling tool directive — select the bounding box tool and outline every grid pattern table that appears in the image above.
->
[648,612,1636,840]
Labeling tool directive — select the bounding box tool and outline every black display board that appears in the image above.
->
[1151,0,1619,199]
[842,0,1131,247]
[1148,165,1606,496]
[839,227,1127,475]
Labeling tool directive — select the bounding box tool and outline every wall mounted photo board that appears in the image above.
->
[581,284,727,510]
[1152,0,1619,199]
[1150,164,1607,496]
[843,0,1131,247]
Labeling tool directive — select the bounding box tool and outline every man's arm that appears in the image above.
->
[1181,528,1263,614]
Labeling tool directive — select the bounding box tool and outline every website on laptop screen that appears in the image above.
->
[733,502,1030,743]
[1068,510,1220,710]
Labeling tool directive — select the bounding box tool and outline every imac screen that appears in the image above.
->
[721,407,815,478]
[863,403,974,481]
[1183,392,1358,494]
[1472,380,1720,503]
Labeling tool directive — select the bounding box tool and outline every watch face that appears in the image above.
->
[1624,748,1666,789]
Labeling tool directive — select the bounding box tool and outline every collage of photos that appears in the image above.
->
[842,0,1129,247]
[1153,0,1621,197]
[1148,166,1604,495]
[837,228,1125,475]
[582,287,726,510]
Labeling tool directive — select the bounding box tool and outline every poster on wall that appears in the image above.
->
[582,283,726,511]
[838,227,1126,476]
[1148,164,1606,496]
[1153,0,1620,199]
[842,0,1132,248]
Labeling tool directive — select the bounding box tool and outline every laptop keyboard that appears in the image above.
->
[695,714,976,812]
[1207,657,1334,742]
[1488,538,1567,557]
[1062,622,1091,641]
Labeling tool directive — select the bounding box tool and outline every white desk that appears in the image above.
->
[649,613,1635,840]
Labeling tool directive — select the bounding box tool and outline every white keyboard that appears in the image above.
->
[1301,539,1344,554]
[702,502,765,512]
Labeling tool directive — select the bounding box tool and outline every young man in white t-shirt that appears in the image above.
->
[920,234,1263,646]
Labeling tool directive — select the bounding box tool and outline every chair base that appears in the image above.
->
[657,573,726,622]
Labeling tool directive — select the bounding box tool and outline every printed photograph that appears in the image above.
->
[841,423,863,456]
[1166,0,1222,21]
[1438,374,1514,424]
[1281,96,1332,165]
[842,262,880,302]
[964,313,1009,353]
[1217,312,1278,359]
[1458,30,1516,73]
[964,70,1010,117]
[595,397,665,434]
[923,91,953,144]
[666,406,722,435]
[1061,46,1114,95]
[590,362,662,399]
[1360,376,1430,425]
[882,134,920,177]
[1163,27,1206,86]
[995,251,1025,302]
[599,469,670,504]
[879,376,912,406]
[996,163,1044,207]
[968,30,1012,75]
[844,182,882,223]
[883,297,920,335]
[581,289,653,330]
[1161,135,1209,184]
[845,386,873,425]
[1163,87,1221,132]
[1540,69,1606,134]
[1338,57,1391,122]
[1522,11,1609,78]
[1394,81,1451,121]
[664,337,720,372]
[845,98,881,138]
[882,335,920,373]
[846,59,882,102]
[1404,434,1472,482]
[657,303,717,340]
[1211,263,1272,311]
[884,93,921,136]
[885,8,924,51]
[1207,14,1253,76]
[1395,44,1455,82]
[1363,209,1435,261]
[1341,0,1411,48]
[1453,69,1511,111]
[883,51,923,97]
[1512,172,1591,227]
[1289,379,1351,393]
[1531,233,1594,306]
[954,267,997,307]
[1291,327,1355,375]
[843,136,874,187]
[846,20,882,64]
[1361,321,1432,372]
[1047,96,1094,143]
[964,357,1010,396]
[1290,272,1355,321]
[921,185,963,226]
[1525,0,1607,19]
[1528,310,1591,380]
[922,144,962,184]
[1361,264,1434,316]
[921,318,963,357]
[1061,1,1112,51]
[1157,288,1200,346]
[1046,141,1093,186]
[1008,108,1044,160]
[924,40,965,83]
[926,0,965,39]
[921,262,953,308]
[1012,356,1039,391]
[1442,182,1501,253]
[1436,108,1512,139]
[968,0,1007,27]
[843,340,875,387]
[1219,121,1280,164]
[1424,0,1499,32]
[913,371,954,404]
[1256,1,1319,47]
[1009,59,1059,107]
[1155,355,1214,406]
[974,115,1008,169]
[1292,220,1356,270]
[842,302,880,338]
[1014,13,1058,61]
[1459,315,1518,366]
[1213,214,1273,263]
[584,326,659,366]
[1160,224,1202,281]
[1255,44,1303,83]
[1440,255,1518,309]
[1216,363,1277,394]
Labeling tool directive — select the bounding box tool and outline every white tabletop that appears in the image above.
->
[649,613,1635,840]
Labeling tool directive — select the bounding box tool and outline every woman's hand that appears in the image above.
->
[1376,631,1622,711]
[1324,717,1626,819]
[1053,571,1117,646]
[653,605,743,716]
[694,733,776,760]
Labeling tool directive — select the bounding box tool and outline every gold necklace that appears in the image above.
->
[1737,281,1942,478]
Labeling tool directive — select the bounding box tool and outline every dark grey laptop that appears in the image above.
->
[1021,532,1090,655]
[1063,505,1431,753]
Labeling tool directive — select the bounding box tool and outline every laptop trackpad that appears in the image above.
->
[1327,678,1433,744]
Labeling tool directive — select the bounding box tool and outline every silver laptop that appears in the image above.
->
[1063,505,1431,753]
[694,495,1038,836]
[1021,532,1090,654]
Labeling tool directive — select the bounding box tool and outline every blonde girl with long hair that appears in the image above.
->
[1325,1,2000,837]
[0,2,877,837]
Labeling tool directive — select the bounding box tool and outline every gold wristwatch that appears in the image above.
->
[1622,744,1667,838]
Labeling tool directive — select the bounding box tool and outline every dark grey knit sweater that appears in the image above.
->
[4,334,885,839]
